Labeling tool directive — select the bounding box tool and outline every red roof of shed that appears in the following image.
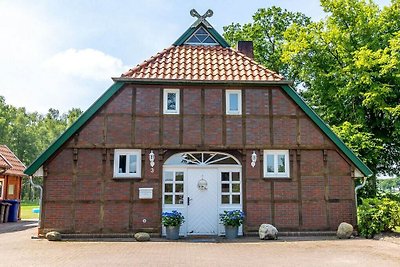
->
[0,145,25,176]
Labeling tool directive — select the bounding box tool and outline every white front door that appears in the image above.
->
[187,168,219,235]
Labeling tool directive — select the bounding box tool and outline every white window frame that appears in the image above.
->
[226,90,242,115]
[113,149,141,178]
[163,89,180,114]
[162,170,185,206]
[220,171,242,205]
[263,150,290,178]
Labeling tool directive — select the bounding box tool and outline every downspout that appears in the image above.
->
[29,176,43,228]
[354,176,367,223]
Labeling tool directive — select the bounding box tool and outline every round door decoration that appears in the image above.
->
[198,178,208,191]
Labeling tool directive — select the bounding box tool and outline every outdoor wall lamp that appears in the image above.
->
[251,151,257,168]
[149,150,155,173]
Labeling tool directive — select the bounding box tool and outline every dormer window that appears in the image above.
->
[184,27,218,46]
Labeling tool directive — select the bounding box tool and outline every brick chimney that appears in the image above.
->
[237,41,254,59]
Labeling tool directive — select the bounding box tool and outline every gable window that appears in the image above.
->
[184,26,218,46]
[263,150,290,178]
[163,89,180,114]
[113,149,141,178]
[226,90,242,115]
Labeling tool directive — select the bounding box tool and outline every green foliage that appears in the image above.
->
[223,6,311,81]
[219,210,245,227]
[161,210,185,227]
[0,96,82,201]
[224,1,400,199]
[283,0,400,179]
[378,177,400,193]
[333,122,383,197]
[357,197,400,238]
[377,191,400,202]
[0,96,82,165]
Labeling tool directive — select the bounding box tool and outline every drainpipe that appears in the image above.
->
[354,176,367,223]
[29,176,43,228]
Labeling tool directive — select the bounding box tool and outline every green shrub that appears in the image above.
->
[358,197,400,238]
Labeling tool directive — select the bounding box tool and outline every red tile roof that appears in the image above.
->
[121,45,284,82]
[0,154,11,170]
[0,145,25,176]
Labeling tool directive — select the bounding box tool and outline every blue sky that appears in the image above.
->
[0,0,391,113]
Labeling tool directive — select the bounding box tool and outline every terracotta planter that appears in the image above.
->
[165,226,180,240]
[224,225,239,239]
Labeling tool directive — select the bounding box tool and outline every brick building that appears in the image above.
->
[25,11,371,236]
[1,145,25,219]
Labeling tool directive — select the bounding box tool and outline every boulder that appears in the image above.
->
[134,232,151,242]
[259,224,278,240]
[337,222,353,239]
[46,231,62,241]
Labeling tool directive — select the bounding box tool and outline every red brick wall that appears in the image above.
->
[41,84,357,234]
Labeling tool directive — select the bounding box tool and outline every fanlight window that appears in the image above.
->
[164,152,241,166]
[184,27,218,46]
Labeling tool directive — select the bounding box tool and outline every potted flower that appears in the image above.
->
[220,210,245,239]
[162,210,185,240]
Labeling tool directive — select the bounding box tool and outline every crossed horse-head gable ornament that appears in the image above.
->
[190,9,214,28]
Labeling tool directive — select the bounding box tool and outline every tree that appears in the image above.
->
[282,0,400,182]
[0,103,83,164]
[223,6,311,81]
[223,1,400,197]
[0,95,83,200]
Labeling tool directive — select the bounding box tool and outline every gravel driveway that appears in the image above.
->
[0,225,399,267]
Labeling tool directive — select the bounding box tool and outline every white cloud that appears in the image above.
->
[44,48,128,81]
[0,2,129,113]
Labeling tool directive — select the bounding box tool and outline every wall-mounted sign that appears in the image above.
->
[139,188,153,199]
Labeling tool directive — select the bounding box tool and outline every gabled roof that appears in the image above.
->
[24,10,373,178]
[0,145,26,176]
[120,45,284,81]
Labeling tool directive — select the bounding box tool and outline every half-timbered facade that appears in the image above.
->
[25,11,371,236]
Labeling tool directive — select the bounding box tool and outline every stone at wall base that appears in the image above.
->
[337,222,353,239]
[134,232,151,242]
[259,224,278,240]
[46,231,62,241]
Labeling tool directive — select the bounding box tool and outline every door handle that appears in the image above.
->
[187,197,192,206]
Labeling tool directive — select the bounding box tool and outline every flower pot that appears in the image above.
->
[224,225,239,239]
[165,226,180,240]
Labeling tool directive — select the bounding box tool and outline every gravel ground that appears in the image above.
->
[0,224,399,267]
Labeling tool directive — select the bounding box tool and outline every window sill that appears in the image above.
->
[263,176,291,180]
[113,176,142,180]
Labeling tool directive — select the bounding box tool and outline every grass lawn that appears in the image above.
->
[20,203,39,220]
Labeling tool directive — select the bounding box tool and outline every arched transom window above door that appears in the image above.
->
[164,152,241,166]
